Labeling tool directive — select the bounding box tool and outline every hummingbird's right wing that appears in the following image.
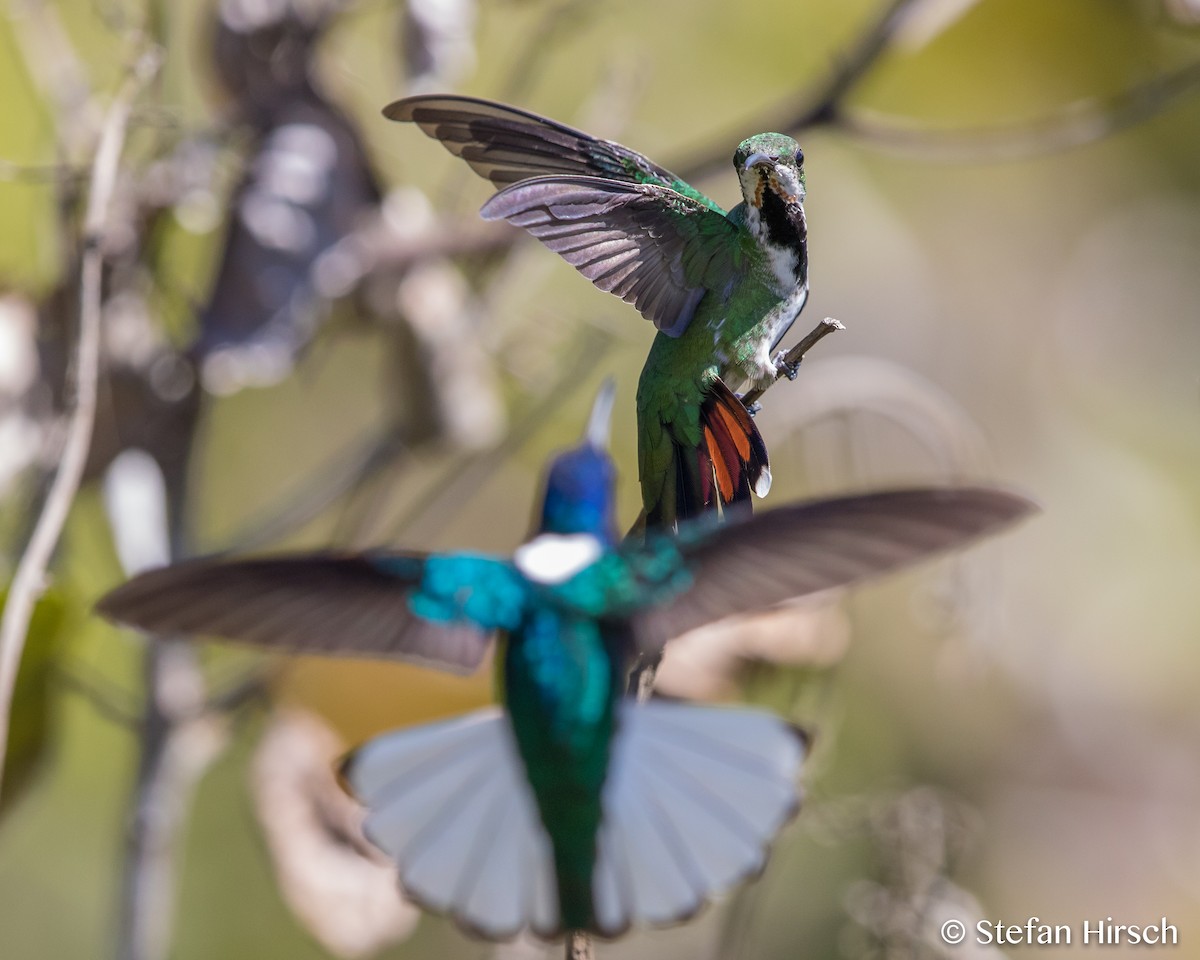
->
[96,552,512,675]
[481,176,744,337]
[384,95,722,212]
[631,487,1037,654]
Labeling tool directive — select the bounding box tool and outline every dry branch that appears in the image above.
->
[0,50,161,800]
[740,313,844,410]
[116,642,226,960]
[839,58,1200,161]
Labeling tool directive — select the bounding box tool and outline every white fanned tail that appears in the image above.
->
[344,702,805,941]
[591,700,806,937]
[344,708,560,940]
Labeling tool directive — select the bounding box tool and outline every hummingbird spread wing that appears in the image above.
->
[481,176,742,337]
[384,94,721,212]
[632,487,1036,653]
[95,553,498,674]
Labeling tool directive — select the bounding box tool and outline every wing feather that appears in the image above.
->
[481,176,740,337]
[384,95,720,211]
[96,553,493,674]
[634,488,1036,652]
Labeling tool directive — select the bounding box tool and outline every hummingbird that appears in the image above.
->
[385,95,809,528]
[96,385,1033,939]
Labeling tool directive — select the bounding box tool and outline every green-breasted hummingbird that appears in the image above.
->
[96,386,1034,939]
[385,96,811,528]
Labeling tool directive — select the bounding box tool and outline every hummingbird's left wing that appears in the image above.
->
[96,552,518,674]
[384,95,722,212]
[481,176,743,337]
[630,487,1037,653]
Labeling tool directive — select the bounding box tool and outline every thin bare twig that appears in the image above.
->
[117,640,227,960]
[370,218,515,271]
[740,314,845,410]
[674,0,924,183]
[838,58,1200,162]
[0,50,161,801]
[0,158,89,183]
[791,0,922,126]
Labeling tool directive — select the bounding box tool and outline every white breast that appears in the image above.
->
[763,280,810,346]
[764,244,801,293]
[513,534,604,585]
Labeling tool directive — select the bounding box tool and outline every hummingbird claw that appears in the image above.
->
[736,393,762,417]
[774,351,801,381]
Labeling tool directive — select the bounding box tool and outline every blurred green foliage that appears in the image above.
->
[0,587,72,817]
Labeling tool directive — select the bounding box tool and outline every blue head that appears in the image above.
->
[537,382,618,544]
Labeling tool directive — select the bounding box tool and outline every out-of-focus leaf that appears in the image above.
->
[251,709,419,958]
[0,587,71,816]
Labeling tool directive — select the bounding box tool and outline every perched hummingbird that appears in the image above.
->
[385,96,810,528]
[97,386,1033,939]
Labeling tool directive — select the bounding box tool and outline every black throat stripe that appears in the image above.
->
[759,181,808,281]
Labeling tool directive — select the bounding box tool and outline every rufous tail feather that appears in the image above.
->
[646,376,771,529]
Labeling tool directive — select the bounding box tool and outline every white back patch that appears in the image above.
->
[513,534,604,585]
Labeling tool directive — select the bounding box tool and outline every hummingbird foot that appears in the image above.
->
[773,350,802,381]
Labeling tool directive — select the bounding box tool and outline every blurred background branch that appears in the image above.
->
[0,47,160,800]
[837,56,1200,161]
